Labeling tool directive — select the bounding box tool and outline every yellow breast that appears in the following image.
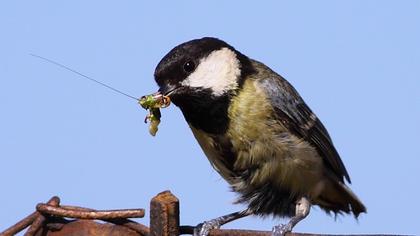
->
[227,78,324,197]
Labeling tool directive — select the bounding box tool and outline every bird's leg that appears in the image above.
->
[272,197,311,236]
[194,209,252,236]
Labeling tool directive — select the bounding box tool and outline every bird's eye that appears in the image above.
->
[183,61,195,73]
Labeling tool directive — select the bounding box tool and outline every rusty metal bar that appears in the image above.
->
[105,218,150,236]
[24,196,60,236]
[0,212,38,236]
[150,191,179,236]
[36,204,145,219]
[205,230,400,236]
[0,196,60,236]
[179,226,403,236]
[205,229,271,236]
[48,205,149,235]
[179,226,273,236]
[41,220,142,236]
[212,230,403,236]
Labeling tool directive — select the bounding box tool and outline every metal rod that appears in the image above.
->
[36,204,145,219]
[51,205,150,235]
[24,196,60,236]
[0,212,38,236]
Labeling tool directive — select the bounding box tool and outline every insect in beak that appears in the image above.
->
[139,92,171,136]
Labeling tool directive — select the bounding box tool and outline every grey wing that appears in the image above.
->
[257,75,351,183]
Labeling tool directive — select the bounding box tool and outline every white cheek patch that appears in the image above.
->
[181,47,241,96]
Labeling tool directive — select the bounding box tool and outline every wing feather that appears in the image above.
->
[257,75,351,183]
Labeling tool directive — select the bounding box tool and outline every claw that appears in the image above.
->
[193,220,221,236]
[272,223,292,236]
[272,197,311,236]
[193,210,251,236]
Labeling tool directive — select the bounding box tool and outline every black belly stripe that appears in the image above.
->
[172,88,231,134]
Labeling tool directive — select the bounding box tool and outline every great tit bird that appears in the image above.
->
[154,37,366,236]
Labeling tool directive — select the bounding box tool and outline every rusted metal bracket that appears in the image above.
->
[0,195,147,236]
[0,191,407,236]
[150,191,179,236]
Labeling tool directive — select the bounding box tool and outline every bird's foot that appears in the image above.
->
[272,223,292,236]
[193,219,222,236]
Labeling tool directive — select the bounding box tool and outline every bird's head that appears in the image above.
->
[154,37,254,108]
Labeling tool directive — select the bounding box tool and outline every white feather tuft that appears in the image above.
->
[181,47,241,96]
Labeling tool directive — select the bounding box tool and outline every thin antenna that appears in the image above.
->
[30,53,139,101]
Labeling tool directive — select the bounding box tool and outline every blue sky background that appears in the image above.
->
[1,1,419,235]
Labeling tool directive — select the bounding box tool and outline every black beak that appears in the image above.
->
[158,83,180,97]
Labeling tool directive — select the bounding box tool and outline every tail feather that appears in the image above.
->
[316,179,366,217]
